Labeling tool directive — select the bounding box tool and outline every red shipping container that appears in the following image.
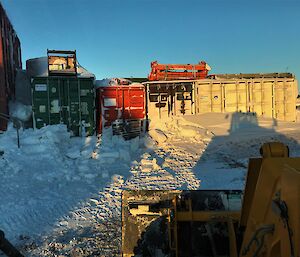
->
[97,85,146,137]
[0,3,22,131]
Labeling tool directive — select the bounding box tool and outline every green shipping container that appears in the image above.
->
[31,76,95,136]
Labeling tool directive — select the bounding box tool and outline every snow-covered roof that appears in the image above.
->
[26,56,95,78]
[95,78,132,88]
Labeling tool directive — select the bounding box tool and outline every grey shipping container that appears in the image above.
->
[31,76,95,136]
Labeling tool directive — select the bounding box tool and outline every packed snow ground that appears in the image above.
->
[1,112,300,256]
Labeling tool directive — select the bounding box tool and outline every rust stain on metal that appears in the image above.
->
[0,3,22,131]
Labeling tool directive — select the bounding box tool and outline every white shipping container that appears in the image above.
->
[194,77,298,122]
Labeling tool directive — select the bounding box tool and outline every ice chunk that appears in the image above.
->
[148,129,167,144]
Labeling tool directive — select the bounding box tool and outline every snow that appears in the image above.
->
[0,124,149,243]
[0,111,300,256]
[95,78,132,88]
[94,78,144,88]
[148,129,168,144]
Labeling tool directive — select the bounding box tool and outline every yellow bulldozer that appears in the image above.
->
[122,142,300,257]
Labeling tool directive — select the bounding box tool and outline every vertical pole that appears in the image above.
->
[17,127,20,148]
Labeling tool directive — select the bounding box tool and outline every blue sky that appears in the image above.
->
[2,0,300,81]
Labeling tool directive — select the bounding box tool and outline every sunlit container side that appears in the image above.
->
[31,77,95,136]
[194,75,298,122]
[0,3,22,131]
[97,85,146,139]
[144,80,195,121]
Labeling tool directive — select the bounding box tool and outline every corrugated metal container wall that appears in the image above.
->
[145,82,194,121]
[31,77,95,136]
[97,85,145,137]
[194,77,298,121]
[0,3,22,131]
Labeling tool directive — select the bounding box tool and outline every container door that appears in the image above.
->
[116,87,125,120]
[78,79,95,136]
[101,87,118,127]
[224,81,247,113]
[249,80,273,118]
[174,84,193,115]
[127,86,145,120]
[158,92,170,119]
[48,78,62,125]
[57,78,80,136]
[210,83,223,112]
[32,78,61,128]
[32,78,50,128]
[64,78,95,136]
[195,82,210,113]
[195,81,222,114]
[147,84,171,120]
[274,79,296,121]
[147,85,160,120]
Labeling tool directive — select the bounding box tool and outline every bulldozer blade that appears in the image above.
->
[121,190,242,257]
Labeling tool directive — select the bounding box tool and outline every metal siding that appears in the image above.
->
[195,78,298,122]
[0,3,22,131]
[146,82,194,121]
[97,85,145,134]
[32,77,95,136]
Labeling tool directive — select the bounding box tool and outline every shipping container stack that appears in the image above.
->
[0,3,22,131]
[28,50,95,136]
[145,61,299,122]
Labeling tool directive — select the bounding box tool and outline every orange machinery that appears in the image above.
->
[148,60,211,81]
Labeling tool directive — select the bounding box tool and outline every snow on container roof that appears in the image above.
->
[26,57,95,78]
[95,78,132,88]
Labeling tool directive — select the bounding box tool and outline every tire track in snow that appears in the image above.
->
[27,140,203,256]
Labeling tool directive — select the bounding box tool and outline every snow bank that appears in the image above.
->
[148,116,213,142]
[0,123,155,243]
[96,127,153,163]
